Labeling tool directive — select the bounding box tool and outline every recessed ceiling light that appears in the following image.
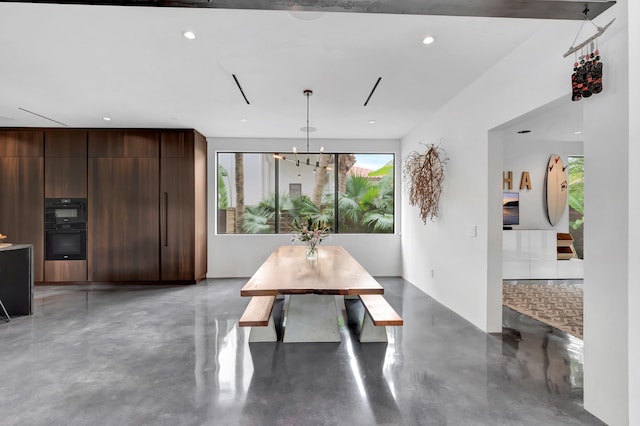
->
[368,120,376,124]
[517,130,531,134]
[103,117,112,121]
[240,118,248,123]
[574,130,582,135]
[422,36,436,45]
[182,31,196,40]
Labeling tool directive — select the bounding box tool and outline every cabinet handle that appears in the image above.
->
[163,192,169,247]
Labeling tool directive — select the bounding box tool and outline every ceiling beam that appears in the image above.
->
[8,0,616,20]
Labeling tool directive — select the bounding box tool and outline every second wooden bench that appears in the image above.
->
[239,295,277,342]
[358,294,403,343]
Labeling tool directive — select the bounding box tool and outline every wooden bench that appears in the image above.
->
[358,294,403,343]
[239,295,277,342]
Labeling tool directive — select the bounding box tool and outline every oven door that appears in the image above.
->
[45,229,87,260]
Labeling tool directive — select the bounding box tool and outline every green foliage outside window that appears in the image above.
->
[568,156,584,230]
[568,156,584,259]
[337,167,394,233]
[217,165,231,209]
[217,153,394,234]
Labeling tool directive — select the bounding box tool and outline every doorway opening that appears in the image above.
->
[490,96,587,397]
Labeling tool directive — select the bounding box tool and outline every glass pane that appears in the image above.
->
[568,156,584,259]
[217,152,395,235]
[336,154,394,233]
[217,153,276,234]
[55,209,78,218]
[278,152,335,233]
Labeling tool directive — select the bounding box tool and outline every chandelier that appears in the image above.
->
[274,89,331,177]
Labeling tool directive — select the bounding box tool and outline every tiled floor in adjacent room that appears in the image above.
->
[0,278,603,426]
[503,279,583,339]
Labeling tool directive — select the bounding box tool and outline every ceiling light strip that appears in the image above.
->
[232,74,251,105]
[18,107,68,126]
[363,77,382,106]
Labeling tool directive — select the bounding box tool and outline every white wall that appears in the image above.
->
[207,137,402,277]
[628,2,640,424]
[218,153,270,206]
[401,19,579,332]
[582,4,630,424]
[401,5,632,424]
[502,138,583,231]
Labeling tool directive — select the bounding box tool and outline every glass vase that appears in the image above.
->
[306,245,318,261]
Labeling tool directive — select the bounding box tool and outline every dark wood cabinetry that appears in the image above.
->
[44,130,88,198]
[160,130,207,282]
[193,131,207,282]
[44,260,87,282]
[88,130,159,158]
[44,130,88,282]
[0,130,45,282]
[0,131,43,157]
[88,130,160,282]
[1,128,206,284]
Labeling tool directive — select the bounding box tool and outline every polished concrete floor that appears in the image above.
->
[0,278,603,426]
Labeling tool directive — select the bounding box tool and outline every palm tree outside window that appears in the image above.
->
[216,152,394,234]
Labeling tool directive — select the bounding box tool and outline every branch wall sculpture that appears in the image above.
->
[403,144,448,223]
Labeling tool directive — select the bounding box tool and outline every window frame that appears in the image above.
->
[215,151,395,235]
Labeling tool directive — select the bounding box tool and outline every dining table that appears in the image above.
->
[240,245,385,342]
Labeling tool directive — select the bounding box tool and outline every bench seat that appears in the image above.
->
[239,295,276,327]
[359,294,403,326]
[358,294,403,343]
[239,296,278,342]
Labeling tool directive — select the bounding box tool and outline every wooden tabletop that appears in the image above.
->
[240,245,384,297]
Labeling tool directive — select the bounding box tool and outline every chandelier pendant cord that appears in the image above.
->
[305,89,312,165]
[273,89,329,176]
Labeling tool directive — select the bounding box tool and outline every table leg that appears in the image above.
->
[283,294,341,343]
[248,315,277,342]
[359,311,388,343]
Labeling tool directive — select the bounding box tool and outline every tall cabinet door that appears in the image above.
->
[44,130,87,198]
[193,131,207,281]
[44,130,88,282]
[88,131,160,282]
[160,130,207,283]
[0,131,44,282]
[160,131,195,282]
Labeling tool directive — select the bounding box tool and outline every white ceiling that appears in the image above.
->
[0,2,574,139]
[499,97,584,143]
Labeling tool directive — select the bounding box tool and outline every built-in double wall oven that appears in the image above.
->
[45,198,87,261]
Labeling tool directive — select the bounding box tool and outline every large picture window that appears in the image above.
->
[217,152,394,234]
